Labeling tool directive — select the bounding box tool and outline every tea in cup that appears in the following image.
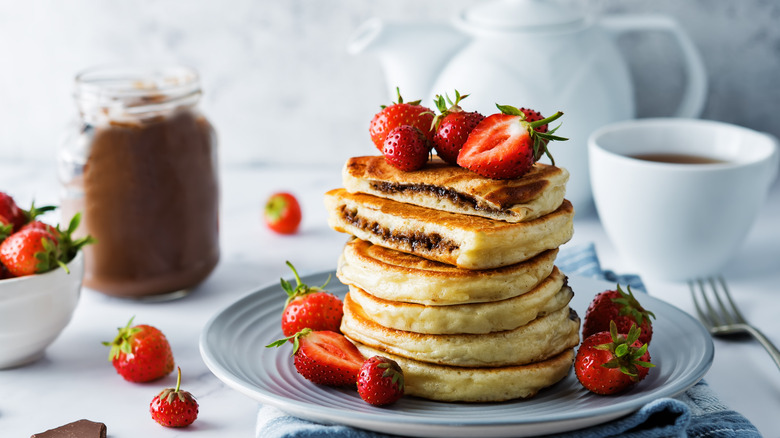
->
[588,118,778,281]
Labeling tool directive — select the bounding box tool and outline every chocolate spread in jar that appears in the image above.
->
[74,108,219,298]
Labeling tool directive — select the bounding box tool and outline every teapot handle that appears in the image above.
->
[600,15,707,118]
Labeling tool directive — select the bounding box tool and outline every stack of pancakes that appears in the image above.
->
[324,156,579,402]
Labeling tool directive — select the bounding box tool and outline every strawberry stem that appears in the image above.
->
[175,367,182,392]
[530,111,564,129]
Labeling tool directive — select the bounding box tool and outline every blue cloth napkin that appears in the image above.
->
[256,243,760,438]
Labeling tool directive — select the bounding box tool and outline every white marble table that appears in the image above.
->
[1,160,778,437]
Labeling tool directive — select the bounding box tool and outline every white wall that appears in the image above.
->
[0,0,778,167]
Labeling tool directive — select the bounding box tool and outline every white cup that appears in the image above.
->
[588,118,779,281]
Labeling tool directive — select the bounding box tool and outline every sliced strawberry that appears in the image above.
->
[382,125,430,171]
[457,107,566,179]
[369,88,434,151]
[267,329,365,386]
[431,91,485,165]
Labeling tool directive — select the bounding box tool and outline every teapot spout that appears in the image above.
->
[348,18,468,103]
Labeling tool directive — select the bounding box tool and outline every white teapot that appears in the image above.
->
[348,0,707,212]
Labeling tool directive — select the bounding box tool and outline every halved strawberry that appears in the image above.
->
[267,329,365,386]
[457,106,566,179]
[431,90,485,165]
[369,88,434,151]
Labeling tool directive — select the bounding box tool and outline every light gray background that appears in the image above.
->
[1,0,778,166]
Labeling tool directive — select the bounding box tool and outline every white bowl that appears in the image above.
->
[0,250,84,369]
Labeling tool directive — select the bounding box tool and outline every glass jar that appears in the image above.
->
[58,65,220,299]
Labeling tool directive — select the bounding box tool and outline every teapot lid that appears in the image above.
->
[456,0,585,32]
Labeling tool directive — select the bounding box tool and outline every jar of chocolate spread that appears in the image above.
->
[58,66,219,299]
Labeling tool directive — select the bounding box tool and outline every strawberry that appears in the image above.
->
[583,284,655,345]
[575,321,654,395]
[518,107,549,134]
[369,88,434,152]
[382,125,430,171]
[0,214,12,241]
[267,329,364,386]
[150,367,199,428]
[431,91,485,165]
[357,356,405,406]
[264,192,302,235]
[0,192,26,231]
[19,220,60,240]
[280,261,342,337]
[457,106,567,179]
[0,227,60,277]
[0,192,56,232]
[103,316,175,383]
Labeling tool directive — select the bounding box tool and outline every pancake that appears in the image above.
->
[346,268,572,334]
[324,189,574,270]
[342,155,569,223]
[352,342,575,402]
[341,293,580,367]
[337,239,558,305]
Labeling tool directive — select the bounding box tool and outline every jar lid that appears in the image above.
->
[74,65,202,119]
[455,0,584,33]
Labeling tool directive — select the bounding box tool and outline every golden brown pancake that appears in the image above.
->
[346,268,572,334]
[342,156,569,223]
[337,239,558,305]
[352,342,575,402]
[324,189,574,269]
[341,293,580,367]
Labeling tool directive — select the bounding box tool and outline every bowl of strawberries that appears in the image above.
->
[0,192,92,369]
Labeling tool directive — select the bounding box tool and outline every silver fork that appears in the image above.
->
[689,277,780,370]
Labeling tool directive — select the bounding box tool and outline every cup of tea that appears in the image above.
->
[588,118,779,281]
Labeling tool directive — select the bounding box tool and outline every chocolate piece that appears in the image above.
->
[31,419,106,438]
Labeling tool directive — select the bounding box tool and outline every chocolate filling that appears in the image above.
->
[370,181,507,214]
[340,206,459,253]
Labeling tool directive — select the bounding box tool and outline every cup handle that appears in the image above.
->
[600,14,708,118]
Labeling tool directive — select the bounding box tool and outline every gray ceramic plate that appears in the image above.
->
[200,272,713,437]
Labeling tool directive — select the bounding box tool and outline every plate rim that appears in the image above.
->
[200,270,714,436]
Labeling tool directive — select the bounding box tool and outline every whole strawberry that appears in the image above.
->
[150,367,199,428]
[280,261,342,338]
[369,88,434,151]
[457,106,567,179]
[0,192,26,231]
[357,356,405,406]
[382,125,430,171]
[0,227,60,277]
[103,317,175,383]
[0,192,56,232]
[583,284,655,345]
[431,91,485,165]
[267,329,364,386]
[518,107,549,135]
[575,321,654,395]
